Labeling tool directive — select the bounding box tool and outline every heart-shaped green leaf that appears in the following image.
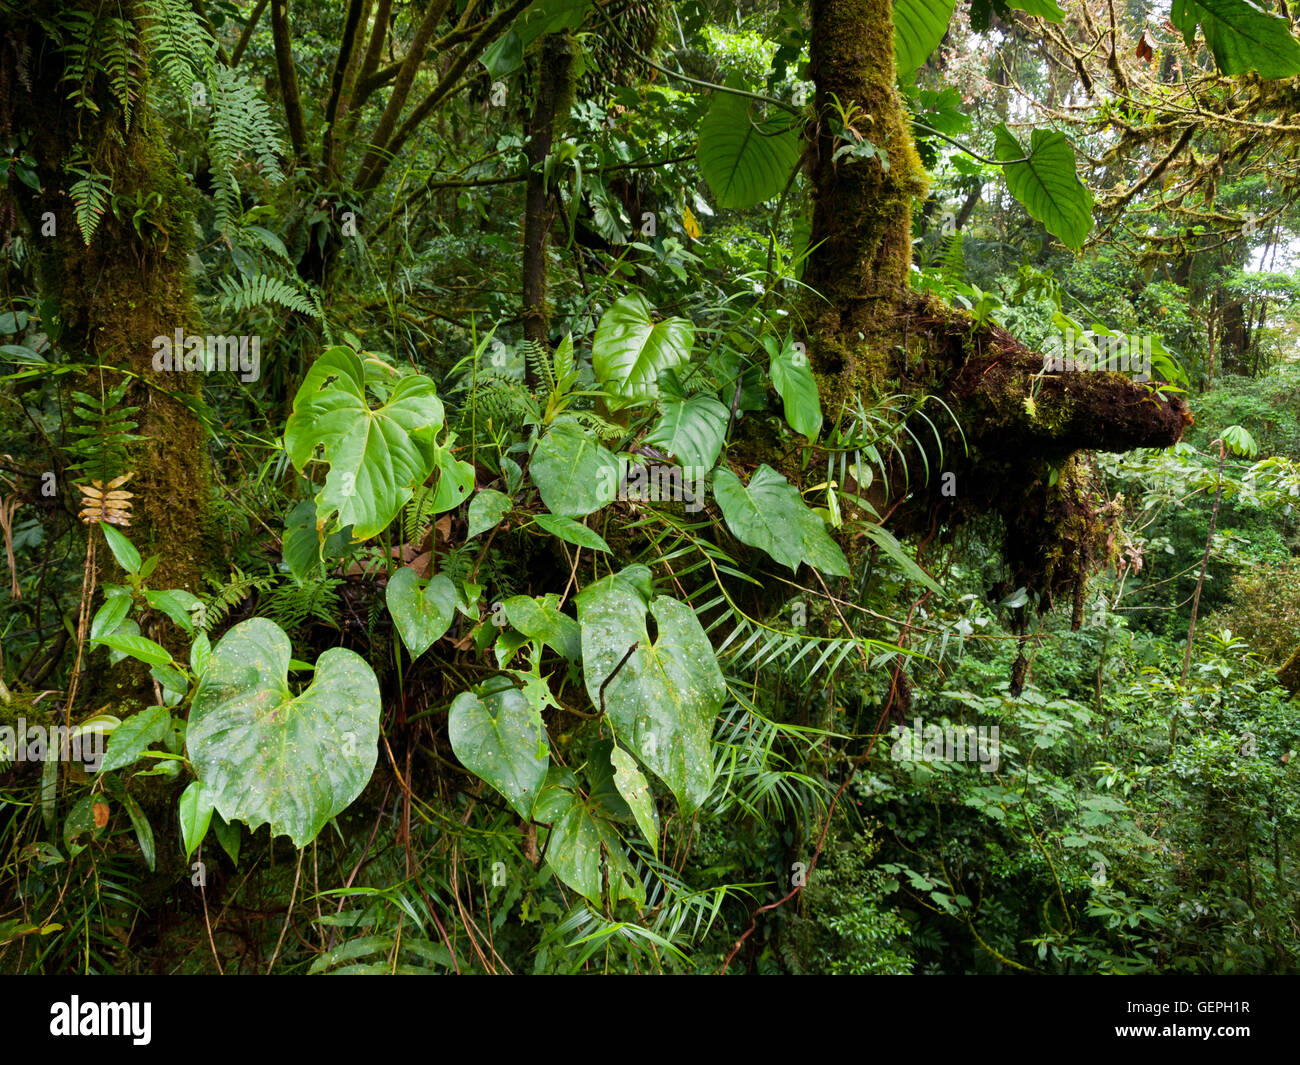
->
[994,125,1093,251]
[187,618,381,847]
[386,568,456,658]
[645,393,728,471]
[592,294,694,408]
[713,465,850,576]
[577,567,725,811]
[610,746,658,855]
[696,75,802,209]
[448,677,549,818]
[533,513,610,552]
[467,488,512,538]
[529,420,621,517]
[284,347,445,540]
[533,769,645,906]
[765,334,822,440]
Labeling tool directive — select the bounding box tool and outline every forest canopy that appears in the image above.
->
[1,0,1299,976]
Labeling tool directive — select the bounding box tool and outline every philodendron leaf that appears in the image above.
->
[696,74,802,209]
[529,420,621,517]
[893,0,958,78]
[385,568,456,658]
[713,465,850,576]
[645,393,728,471]
[764,334,822,440]
[283,346,445,540]
[592,294,694,408]
[533,769,645,907]
[994,124,1093,251]
[187,618,381,847]
[1172,0,1300,78]
[577,566,724,811]
[447,677,549,818]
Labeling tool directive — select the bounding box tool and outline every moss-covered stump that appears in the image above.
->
[1278,644,1300,696]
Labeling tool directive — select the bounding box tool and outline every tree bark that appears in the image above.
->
[4,1,211,596]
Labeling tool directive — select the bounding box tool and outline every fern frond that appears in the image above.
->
[215,272,320,317]
[68,166,111,245]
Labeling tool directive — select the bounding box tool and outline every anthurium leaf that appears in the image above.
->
[448,677,549,819]
[386,568,457,658]
[764,335,822,440]
[283,346,444,540]
[502,594,581,660]
[645,393,728,471]
[610,746,659,855]
[533,513,610,552]
[533,769,645,907]
[1171,0,1300,78]
[186,617,381,847]
[592,294,694,408]
[994,124,1093,251]
[467,489,512,539]
[429,442,475,514]
[697,75,802,208]
[713,465,850,576]
[577,569,724,811]
[529,420,620,517]
[893,0,958,78]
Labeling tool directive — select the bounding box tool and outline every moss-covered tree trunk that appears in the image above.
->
[804,0,1191,608]
[5,1,211,596]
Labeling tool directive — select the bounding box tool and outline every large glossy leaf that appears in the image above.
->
[697,78,802,209]
[893,0,958,78]
[533,769,645,906]
[284,347,444,539]
[577,567,724,811]
[592,294,694,408]
[447,677,549,819]
[994,124,1093,251]
[386,568,456,658]
[764,335,822,440]
[1009,0,1066,19]
[1172,0,1300,78]
[645,393,728,471]
[466,488,512,539]
[282,499,353,581]
[502,594,581,660]
[713,465,850,576]
[529,420,620,517]
[187,618,381,847]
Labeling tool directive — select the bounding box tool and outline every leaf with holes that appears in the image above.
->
[577,567,724,811]
[448,677,549,819]
[713,465,850,576]
[186,618,381,847]
[284,347,444,540]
